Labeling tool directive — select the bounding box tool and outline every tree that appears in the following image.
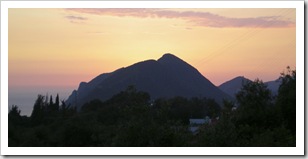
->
[9,105,21,117]
[31,95,45,124]
[221,100,235,121]
[276,66,296,135]
[236,79,272,108]
[49,95,54,106]
[206,99,221,118]
[55,94,60,111]
[8,105,23,125]
[235,79,273,129]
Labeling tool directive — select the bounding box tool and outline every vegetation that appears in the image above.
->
[8,67,296,147]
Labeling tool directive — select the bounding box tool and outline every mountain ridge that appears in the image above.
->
[218,76,251,98]
[218,76,282,98]
[66,53,231,109]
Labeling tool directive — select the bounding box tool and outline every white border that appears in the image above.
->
[0,1,303,8]
[1,1,304,156]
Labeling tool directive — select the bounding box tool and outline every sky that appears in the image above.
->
[8,8,296,116]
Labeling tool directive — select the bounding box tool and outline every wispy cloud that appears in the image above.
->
[64,15,88,23]
[65,8,294,28]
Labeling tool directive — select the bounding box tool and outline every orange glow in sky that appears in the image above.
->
[9,8,295,89]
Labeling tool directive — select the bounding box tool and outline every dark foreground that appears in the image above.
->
[8,69,296,147]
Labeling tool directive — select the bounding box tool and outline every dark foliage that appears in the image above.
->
[8,68,296,147]
[275,66,296,135]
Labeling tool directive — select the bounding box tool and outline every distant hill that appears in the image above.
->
[264,78,281,96]
[218,76,251,98]
[66,53,231,109]
[219,76,281,98]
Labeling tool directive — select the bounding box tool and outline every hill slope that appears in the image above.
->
[66,53,231,109]
[218,76,251,98]
[219,76,281,98]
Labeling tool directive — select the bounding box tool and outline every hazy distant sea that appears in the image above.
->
[8,87,73,116]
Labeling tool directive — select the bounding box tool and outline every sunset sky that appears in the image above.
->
[8,8,296,115]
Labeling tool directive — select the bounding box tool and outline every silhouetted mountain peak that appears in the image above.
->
[158,53,184,63]
[67,53,232,109]
[218,76,251,98]
[159,53,178,59]
[157,53,200,76]
[130,59,157,67]
[234,76,245,80]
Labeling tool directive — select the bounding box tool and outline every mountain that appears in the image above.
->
[264,78,281,96]
[218,76,282,98]
[66,53,231,109]
[218,76,251,98]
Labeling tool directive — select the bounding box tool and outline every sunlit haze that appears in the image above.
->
[8,8,295,115]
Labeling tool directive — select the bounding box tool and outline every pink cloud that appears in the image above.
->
[65,8,295,28]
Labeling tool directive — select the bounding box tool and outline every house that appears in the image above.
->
[189,116,212,134]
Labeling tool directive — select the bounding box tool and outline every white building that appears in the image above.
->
[189,116,212,134]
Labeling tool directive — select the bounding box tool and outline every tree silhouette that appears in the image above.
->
[235,79,273,131]
[8,105,23,125]
[276,66,296,135]
[31,95,45,125]
[49,95,54,106]
[9,105,21,117]
[55,94,60,111]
